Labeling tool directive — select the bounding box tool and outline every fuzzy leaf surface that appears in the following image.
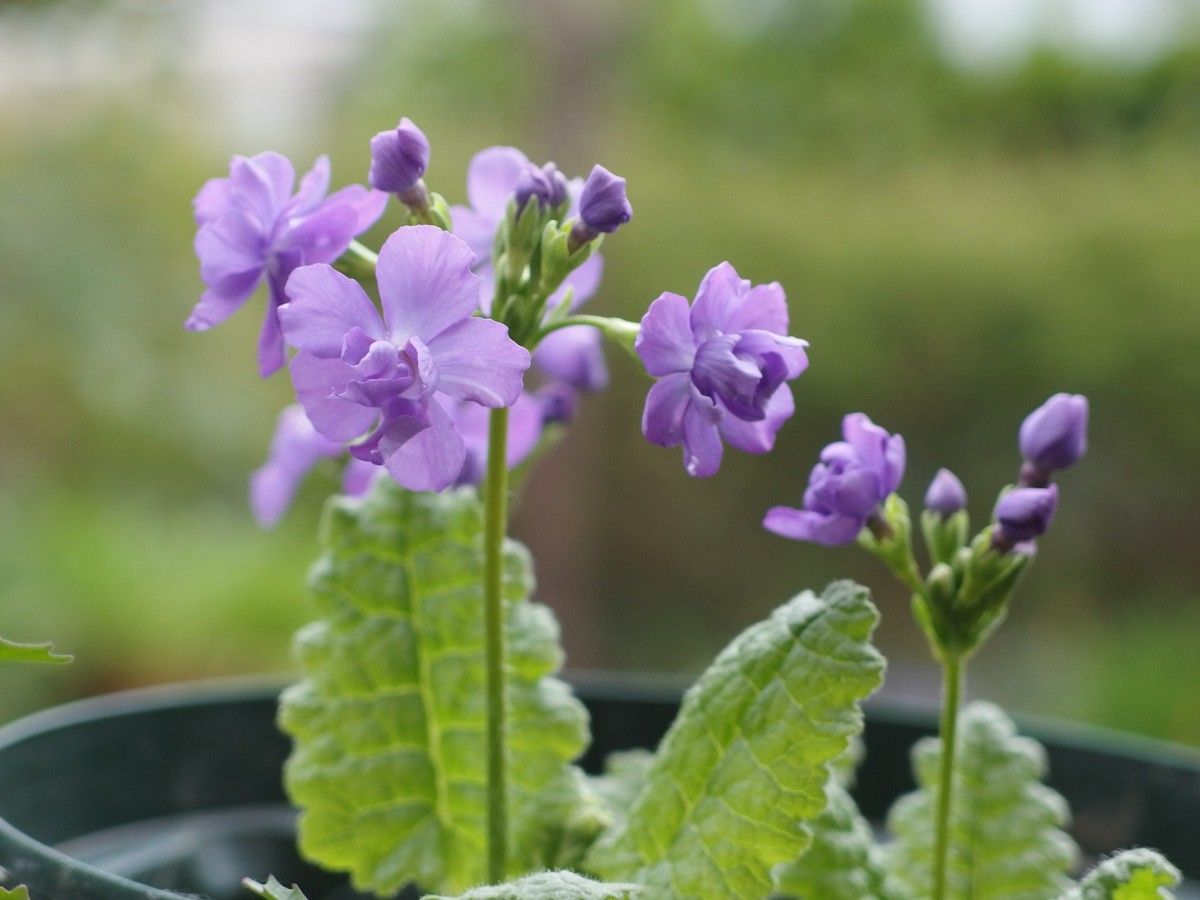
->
[242,876,309,899]
[772,780,889,900]
[0,636,71,664]
[1062,848,1180,900]
[885,701,1078,899]
[279,481,589,895]
[585,580,886,898]
[422,870,642,899]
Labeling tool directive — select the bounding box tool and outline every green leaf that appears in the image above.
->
[422,869,642,899]
[242,876,309,899]
[0,886,31,899]
[1061,848,1180,900]
[588,750,655,834]
[772,780,890,900]
[885,701,1079,899]
[0,636,71,664]
[585,580,886,898]
[278,481,589,895]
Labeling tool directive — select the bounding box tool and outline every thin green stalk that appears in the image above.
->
[483,406,510,883]
[332,239,378,281]
[933,654,963,900]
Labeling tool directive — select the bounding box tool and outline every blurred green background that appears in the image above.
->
[2,0,1199,742]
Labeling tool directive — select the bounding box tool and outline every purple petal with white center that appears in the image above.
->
[425,316,531,406]
[382,398,466,492]
[718,383,794,454]
[466,146,529,218]
[641,372,692,447]
[689,261,748,341]
[636,291,697,376]
[762,506,864,546]
[533,326,608,392]
[723,280,789,335]
[681,396,724,477]
[375,226,480,342]
[289,351,377,442]
[280,264,384,358]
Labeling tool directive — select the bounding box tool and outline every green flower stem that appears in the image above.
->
[332,240,378,281]
[532,314,641,360]
[932,654,963,900]
[483,406,511,883]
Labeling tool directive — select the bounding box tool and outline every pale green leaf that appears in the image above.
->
[422,869,642,899]
[885,701,1079,899]
[279,481,589,895]
[0,636,71,664]
[0,886,31,899]
[585,580,886,898]
[1061,848,1180,900]
[242,875,309,899]
[772,780,889,900]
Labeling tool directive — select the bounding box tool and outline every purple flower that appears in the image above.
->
[451,391,546,487]
[515,162,569,212]
[578,165,632,234]
[925,468,967,516]
[278,225,531,492]
[636,262,809,477]
[450,146,607,390]
[994,485,1058,547]
[1019,393,1088,483]
[763,413,906,546]
[249,405,376,527]
[369,117,430,197]
[187,152,387,377]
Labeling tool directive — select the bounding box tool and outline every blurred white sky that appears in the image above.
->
[0,0,1197,144]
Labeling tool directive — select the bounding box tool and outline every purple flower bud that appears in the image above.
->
[514,162,569,212]
[369,117,430,195]
[578,164,632,234]
[1018,393,1088,479]
[994,485,1058,547]
[924,468,967,516]
[535,382,579,425]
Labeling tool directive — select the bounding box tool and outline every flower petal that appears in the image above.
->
[342,458,377,496]
[229,152,294,229]
[249,405,342,527]
[185,277,261,332]
[466,146,529,218]
[284,203,361,266]
[279,264,384,357]
[323,184,389,234]
[718,383,794,453]
[425,317,531,407]
[375,226,480,342]
[383,398,466,492]
[450,205,497,264]
[533,326,608,392]
[195,210,266,288]
[842,412,905,496]
[641,372,692,447]
[290,155,331,216]
[193,177,232,225]
[635,291,696,376]
[689,261,748,341]
[724,280,788,334]
[257,297,287,378]
[289,351,377,442]
[681,397,724,477]
[762,506,864,546]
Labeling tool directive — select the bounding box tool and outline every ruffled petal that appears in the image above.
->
[195,210,266,288]
[375,226,480,342]
[689,261,747,341]
[279,264,384,357]
[425,316,530,407]
[289,351,377,442]
[681,396,724,477]
[724,280,788,334]
[229,152,294,229]
[718,383,794,454]
[383,398,466,492]
[635,291,696,376]
[533,326,608,392]
[735,329,809,379]
[466,146,529,218]
[762,506,864,546]
[641,372,692,447]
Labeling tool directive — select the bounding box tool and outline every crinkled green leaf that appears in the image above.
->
[0,886,31,899]
[585,580,886,898]
[885,701,1079,899]
[829,736,865,790]
[422,869,642,899]
[279,481,589,895]
[242,876,309,899]
[0,636,71,664]
[772,780,890,900]
[1061,848,1180,900]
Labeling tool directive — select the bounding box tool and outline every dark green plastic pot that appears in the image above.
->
[0,675,1197,899]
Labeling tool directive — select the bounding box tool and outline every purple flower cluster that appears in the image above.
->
[187,152,386,377]
[636,262,808,477]
[450,146,610,392]
[278,226,530,492]
[764,414,904,545]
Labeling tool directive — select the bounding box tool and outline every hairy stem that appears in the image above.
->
[933,654,963,900]
[483,406,510,883]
